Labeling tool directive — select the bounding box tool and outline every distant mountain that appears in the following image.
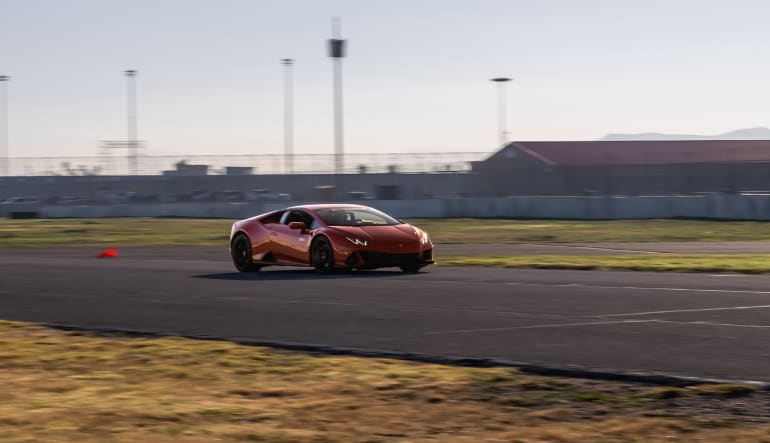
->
[599,127,770,141]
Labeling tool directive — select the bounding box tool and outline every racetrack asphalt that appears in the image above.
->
[4,239,770,259]
[3,246,770,383]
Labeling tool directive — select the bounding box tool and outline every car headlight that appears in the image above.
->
[346,237,367,246]
[413,227,430,245]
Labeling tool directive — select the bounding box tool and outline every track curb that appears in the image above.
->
[45,322,770,390]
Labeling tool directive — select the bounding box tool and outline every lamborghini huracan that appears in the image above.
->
[229,204,434,273]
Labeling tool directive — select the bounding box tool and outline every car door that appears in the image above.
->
[271,210,314,263]
[257,210,285,260]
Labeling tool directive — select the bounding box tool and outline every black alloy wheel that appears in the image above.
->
[311,236,335,274]
[231,233,261,272]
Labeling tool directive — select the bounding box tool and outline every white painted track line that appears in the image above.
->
[506,282,770,296]
[651,319,770,329]
[601,304,770,318]
[426,319,651,335]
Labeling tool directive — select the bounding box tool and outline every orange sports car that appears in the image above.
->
[229,204,434,273]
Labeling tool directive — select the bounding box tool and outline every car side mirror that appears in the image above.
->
[288,221,306,230]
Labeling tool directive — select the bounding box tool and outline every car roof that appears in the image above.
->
[287,203,371,211]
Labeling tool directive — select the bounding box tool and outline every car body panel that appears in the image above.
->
[230,204,434,271]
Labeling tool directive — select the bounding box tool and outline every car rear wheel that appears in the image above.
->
[231,233,261,273]
[399,264,421,273]
[311,236,335,274]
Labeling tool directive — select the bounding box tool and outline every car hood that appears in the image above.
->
[327,224,421,245]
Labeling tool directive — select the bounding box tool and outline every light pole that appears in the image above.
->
[327,17,347,176]
[490,77,512,147]
[124,70,138,175]
[281,58,294,174]
[0,76,8,177]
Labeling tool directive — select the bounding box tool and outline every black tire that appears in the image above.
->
[311,236,335,274]
[400,264,421,273]
[231,233,261,273]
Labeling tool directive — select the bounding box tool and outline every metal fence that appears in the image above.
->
[5,152,487,176]
[11,146,770,196]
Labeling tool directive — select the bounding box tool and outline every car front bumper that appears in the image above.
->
[344,248,435,269]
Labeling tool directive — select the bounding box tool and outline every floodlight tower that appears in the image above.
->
[490,77,513,147]
[124,70,138,175]
[281,58,295,174]
[327,17,347,176]
[0,75,8,176]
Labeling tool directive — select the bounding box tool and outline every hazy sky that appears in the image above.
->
[2,0,770,157]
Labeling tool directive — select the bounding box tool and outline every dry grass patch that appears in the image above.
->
[2,320,770,442]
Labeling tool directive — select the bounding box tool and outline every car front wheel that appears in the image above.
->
[311,237,335,274]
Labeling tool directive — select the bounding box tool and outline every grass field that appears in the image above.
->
[2,320,769,442]
[4,217,770,247]
[442,254,770,274]
[0,218,231,247]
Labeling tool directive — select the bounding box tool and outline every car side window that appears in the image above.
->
[261,211,284,224]
[283,211,314,227]
[299,212,317,228]
[283,211,299,224]
[301,212,315,227]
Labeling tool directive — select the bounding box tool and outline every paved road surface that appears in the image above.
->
[2,247,770,382]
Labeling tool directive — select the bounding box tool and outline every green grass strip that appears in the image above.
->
[0,218,233,247]
[438,254,770,274]
[6,217,770,247]
[411,218,770,243]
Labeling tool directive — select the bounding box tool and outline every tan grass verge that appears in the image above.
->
[1,320,770,442]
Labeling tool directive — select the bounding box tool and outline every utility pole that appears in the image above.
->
[327,17,347,176]
[490,77,513,147]
[0,75,9,177]
[124,70,138,175]
[281,58,295,174]
[0,76,9,176]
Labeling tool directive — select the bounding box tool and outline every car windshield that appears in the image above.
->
[315,208,400,226]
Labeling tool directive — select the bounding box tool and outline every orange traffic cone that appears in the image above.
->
[97,248,119,258]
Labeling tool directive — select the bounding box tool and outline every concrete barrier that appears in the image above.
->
[24,194,770,220]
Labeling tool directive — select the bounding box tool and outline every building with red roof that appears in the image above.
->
[471,140,770,195]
